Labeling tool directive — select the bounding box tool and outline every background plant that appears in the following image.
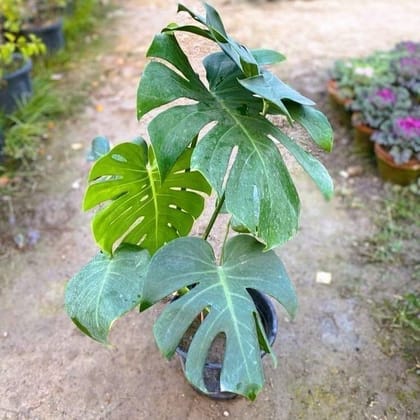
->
[331,51,397,101]
[350,85,412,129]
[372,111,420,164]
[0,0,46,79]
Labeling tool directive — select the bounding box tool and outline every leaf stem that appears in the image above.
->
[203,192,225,241]
[220,219,231,264]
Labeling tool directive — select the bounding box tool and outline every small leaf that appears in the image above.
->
[65,245,150,344]
[86,136,111,162]
[251,49,286,65]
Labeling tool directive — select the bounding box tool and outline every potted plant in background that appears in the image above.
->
[328,51,396,127]
[350,85,412,154]
[0,0,45,114]
[372,111,420,185]
[18,0,67,54]
[65,3,334,400]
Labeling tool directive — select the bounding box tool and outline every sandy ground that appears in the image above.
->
[1,0,419,419]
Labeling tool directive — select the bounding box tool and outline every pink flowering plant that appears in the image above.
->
[392,41,420,57]
[372,111,420,164]
[350,85,412,129]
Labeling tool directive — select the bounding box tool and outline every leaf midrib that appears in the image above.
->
[217,266,253,385]
[209,91,269,188]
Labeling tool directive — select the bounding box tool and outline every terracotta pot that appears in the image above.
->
[374,143,420,185]
[351,114,375,155]
[327,79,352,127]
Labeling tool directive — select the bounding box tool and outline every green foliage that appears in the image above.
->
[141,235,297,399]
[3,76,65,160]
[0,0,22,32]
[0,33,45,78]
[64,0,107,45]
[138,9,333,249]
[84,141,211,255]
[3,118,45,160]
[331,50,398,100]
[65,2,333,400]
[375,293,420,374]
[1,0,107,162]
[363,186,419,263]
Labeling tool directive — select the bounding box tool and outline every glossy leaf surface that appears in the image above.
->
[138,35,301,248]
[84,141,211,255]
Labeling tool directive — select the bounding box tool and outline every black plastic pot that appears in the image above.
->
[22,18,65,54]
[0,55,33,114]
[176,289,278,400]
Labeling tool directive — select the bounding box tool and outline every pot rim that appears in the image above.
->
[2,54,32,81]
[22,17,64,33]
[374,142,420,170]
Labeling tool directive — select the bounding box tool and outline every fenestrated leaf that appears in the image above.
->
[65,245,150,344]
[83,142,211,255]
[138,34,300,249]
[140,235,297,400]
[137,5,334,248]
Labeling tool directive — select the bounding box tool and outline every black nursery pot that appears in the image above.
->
[176,289,278,400]
[22,19,65,54]
[0,55,33,114]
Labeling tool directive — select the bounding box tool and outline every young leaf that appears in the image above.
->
[141,235,297,400]
[83,142,211,255]
[86,136,111,162]
[65,245,150,344]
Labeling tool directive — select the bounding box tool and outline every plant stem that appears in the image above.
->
[220,219,231,264]
[203,192,225,241]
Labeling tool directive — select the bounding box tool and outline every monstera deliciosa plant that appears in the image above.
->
[65,3,334,400]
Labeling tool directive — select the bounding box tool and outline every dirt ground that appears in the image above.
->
[1,0,419,419]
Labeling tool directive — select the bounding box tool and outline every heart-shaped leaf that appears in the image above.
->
[83,141,211,255]
[65,245,150,344]
[140,235,297,400]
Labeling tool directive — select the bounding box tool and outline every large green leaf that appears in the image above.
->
[83,141,211,255]
[65,245,150,344]
[138,32,335,248]
[140,235,297,400]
